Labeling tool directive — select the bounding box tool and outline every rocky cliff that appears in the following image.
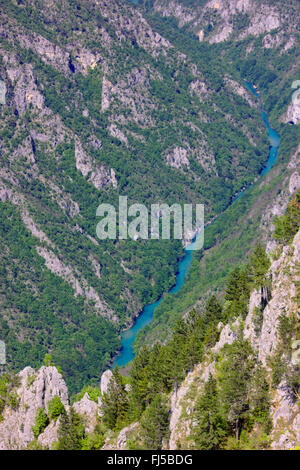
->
[166,228,300,450]
[152,0,299,49]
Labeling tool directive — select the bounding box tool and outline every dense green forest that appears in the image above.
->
[0,202,120,393]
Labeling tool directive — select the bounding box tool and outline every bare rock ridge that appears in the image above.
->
[0,366,68,450]
[152,0,298,50]
[0,367,114,450]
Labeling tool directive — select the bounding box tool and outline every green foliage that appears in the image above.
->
[140,394,170,450]
[48,396,66,422]
[26,375,36,389]
[268,310,299,395]
[223,267,251,321]
[225,428,271,450]
[248,366,272,432]
[268,349,287,388]
[0,203,120,395]
[274,191,300,244]
[285,364,300,402]
[253,306,264,336]
[8,392,19,410]
[78,419,105,450]
[43,354,54,367]
[32,408,49,438]
[218,336,257,441]
[27,439,47,450]
[101,367,129,431]
[73,386,102,404]
[80,432,105,450]
[278,314,296,349]
[193,374,226,449]
[0,374,20,418]
[249,244,271,289]
[56,407,85,450]
[129,346,151,420]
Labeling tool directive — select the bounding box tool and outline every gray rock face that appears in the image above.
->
[257,233,299,367]
[289,171,300,194]
[74,138,117,190]
[73,393,102,433]
[100,370,114,395]
[153,0,295,48]
[168,364,202,450]
[284,97,300,125]
[166,147,190,170]
[38,419,60,449]
[0,366,68,450]
[116,422,139,450]
[271,382,300,450]
[212,320,239,353]
[0,365,107,449]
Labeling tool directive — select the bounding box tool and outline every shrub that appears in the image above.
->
[47,395,65,422]
[8,392,19,410]
[32,408,49,438]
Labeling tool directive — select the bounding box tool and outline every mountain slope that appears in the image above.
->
[0,200,298,450]
[132,0,300,350]
[0,0,279,391]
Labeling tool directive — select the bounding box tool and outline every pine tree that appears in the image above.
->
[147,344,169,398]
[203,295,223,325]
[101,367,129,430]
[249,244,270,289]
[224,268,250,320]
[57,407,85,450]
[249,366,271,432]
[219,337,256,441]
[225,268,242,301]
[129,346,151,419]
[140,394,169,450]
[274,190,300,244]
[194,374,226,449]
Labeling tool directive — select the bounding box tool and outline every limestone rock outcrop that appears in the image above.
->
[0,366,68,450]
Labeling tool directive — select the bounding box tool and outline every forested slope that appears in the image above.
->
[0,0,280,392]
[133,0,300,350]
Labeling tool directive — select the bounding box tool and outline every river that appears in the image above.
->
[112,82,281,368]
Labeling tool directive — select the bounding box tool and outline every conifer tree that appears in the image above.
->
[140,394,169,450]
[219,337,256,441]
[129,346,151,419]
[249,244,270,289]
[57,407,85,450]
[102,367,129,430]
[249,365,271,432]
[194,374,226,449]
